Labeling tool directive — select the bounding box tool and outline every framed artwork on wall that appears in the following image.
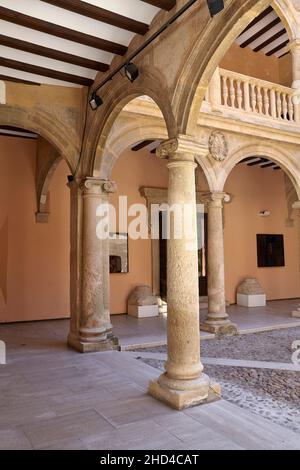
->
[256,234,285,268]
[109,233,129,273]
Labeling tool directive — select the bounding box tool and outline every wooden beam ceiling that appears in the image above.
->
[0,74,40,85]
[240,17,281,49]
[0,6,127,56]
[0,57,94,86]
[140,0,176,11]
[41,0,149,36]
[0,34,109,72]
[242,6,273,34]
[132,139,156,151]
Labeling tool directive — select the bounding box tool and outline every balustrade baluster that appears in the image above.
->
[257,86,263,114]
[250,83,257,112]
[270,89,277,118]
[288,94,294,121]
[263,88,270,116]
[236,80,242,109]
[276,90,282,119]
[243,80,250,112]
[229,77,235,107]
[221,75,228,106]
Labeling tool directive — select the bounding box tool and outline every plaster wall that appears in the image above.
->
[0,136,70,323]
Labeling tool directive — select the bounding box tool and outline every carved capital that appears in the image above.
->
[103,180,117,194]
[80,178,117,196]
[202,191,230,208]
[156,135,208,161]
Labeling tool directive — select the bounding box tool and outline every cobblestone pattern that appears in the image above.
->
[136,327,300,433]
[134,327,300,363]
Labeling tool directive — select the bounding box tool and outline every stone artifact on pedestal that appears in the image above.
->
[128,286,159,318]
[237,278,266,307]
[292,304,300,318]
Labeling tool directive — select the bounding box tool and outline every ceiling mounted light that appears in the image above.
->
[207,0,224,17]
[89,92,103,111]
[124,63,139,83]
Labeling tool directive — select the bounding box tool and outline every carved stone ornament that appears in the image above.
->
[209,131,228,162]
[156,138,179,159]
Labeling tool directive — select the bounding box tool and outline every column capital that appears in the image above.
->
[292,200,300,210]
[78,177,117,195]
[288,38,300,53]
[202,191,230,207]
[156,135,207,162]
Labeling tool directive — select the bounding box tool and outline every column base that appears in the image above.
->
[149,372,221,410]
[201,319,238,336]
[68,333,119,353]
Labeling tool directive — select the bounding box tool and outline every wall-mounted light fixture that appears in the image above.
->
[258,210,271,217]
[207,0,224,17]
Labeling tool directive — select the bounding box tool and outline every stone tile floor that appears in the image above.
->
[135,327,300,434]
[0,319,300,450]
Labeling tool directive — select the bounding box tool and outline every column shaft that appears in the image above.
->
[68,178,118,353]
[202,192,237,335]
[149,137,220,410]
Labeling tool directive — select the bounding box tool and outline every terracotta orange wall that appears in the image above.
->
[224,164,300,304]
[0,136,70,323]
[110,147,168,314]
[279,53,293,87]
[220,43,284,84]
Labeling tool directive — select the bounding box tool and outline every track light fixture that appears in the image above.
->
[88,0,202,112]
[89,91,103,110]
[207,0,224,17]
[124,62,139,83]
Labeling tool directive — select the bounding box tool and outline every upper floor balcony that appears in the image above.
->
[200,68,300,142]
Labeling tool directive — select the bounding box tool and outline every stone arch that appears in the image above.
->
[0,105,79,172]
[172,0,272,136]
[81,68,176,177]
[96,112,168,179]
[220,143,300,199]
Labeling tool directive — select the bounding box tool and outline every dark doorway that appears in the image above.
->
[159,211,208,300]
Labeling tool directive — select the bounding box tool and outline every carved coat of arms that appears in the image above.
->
[209,131,228,162]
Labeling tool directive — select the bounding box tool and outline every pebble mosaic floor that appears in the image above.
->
[136,328,300,433]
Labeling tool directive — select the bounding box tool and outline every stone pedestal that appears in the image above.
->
[148,137,220,410]
[292,304,300,318]
[201,192,237,336]
[68,178,119,353]
[127,286,159,318]
[237,278,266,308]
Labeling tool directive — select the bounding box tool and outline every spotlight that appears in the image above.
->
[89,91,103,111]
[124,62,139,83]
[207,0,224,17]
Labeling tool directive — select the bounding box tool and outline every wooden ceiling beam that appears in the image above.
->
[0,34,109,72]
[0,6,127,56]
[241,6,273,34]
[240,17,281,48]
[253,28,286,53]
[140,0,176,11]
[266,39,289,56]
[41,0,148,35]
[0,56,94,86]
[247,158,269,166]
[0,73,41,85]
[132,139,155,151]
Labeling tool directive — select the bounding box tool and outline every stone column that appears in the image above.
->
[149,136,220,410]
[202,191,237,335]
[290,40,300,123]
[292,200,300,318]
[68,177,119,353]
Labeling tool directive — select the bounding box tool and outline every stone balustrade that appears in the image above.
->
[205,68,299,124]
